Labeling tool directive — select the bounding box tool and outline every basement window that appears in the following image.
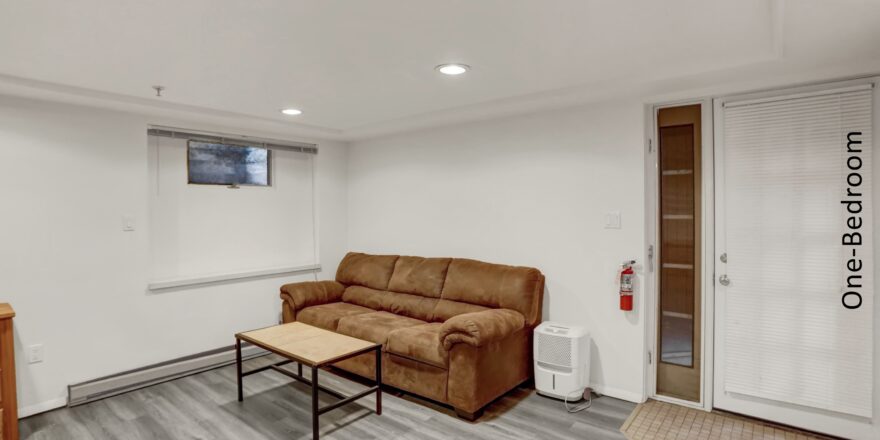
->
[187,141,270,187]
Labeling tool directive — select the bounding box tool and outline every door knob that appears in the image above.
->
[719,274,730,286]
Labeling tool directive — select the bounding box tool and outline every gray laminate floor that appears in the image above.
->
[21,355,635,440]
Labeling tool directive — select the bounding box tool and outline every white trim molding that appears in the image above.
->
[592,383,646,404]
[19,397,68,419]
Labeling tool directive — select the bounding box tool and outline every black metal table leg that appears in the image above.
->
[312,366,320,440]
[375,346,382,415]
[235,338,243,402]
[235,338,381,439]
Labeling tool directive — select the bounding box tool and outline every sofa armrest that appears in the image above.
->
[280,280,345,315]
[440,309,525,350]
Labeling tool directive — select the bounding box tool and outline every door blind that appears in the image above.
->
[720,86,873,417]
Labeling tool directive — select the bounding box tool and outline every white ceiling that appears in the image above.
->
[0,0,879,139]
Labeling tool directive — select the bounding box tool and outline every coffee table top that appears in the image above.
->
[236,322,379,367]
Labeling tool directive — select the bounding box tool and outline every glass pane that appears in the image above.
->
[188,141,270,186]
[659,124,695,368]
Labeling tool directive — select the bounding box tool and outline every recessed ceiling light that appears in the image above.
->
[435,63,470,75]
[281,108,303,116]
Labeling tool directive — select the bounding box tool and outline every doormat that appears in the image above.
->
[621,399,837,439]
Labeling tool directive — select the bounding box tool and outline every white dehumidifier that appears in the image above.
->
[534,322,590,400]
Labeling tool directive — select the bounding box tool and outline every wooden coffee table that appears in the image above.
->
[235,322,382,440]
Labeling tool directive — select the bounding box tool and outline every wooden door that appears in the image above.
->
[656,104,702,402]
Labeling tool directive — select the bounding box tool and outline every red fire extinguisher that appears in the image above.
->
[619,260,635,311]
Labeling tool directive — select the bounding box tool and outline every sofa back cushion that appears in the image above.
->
[336,252,399,290]
[431,299,490,321]
[343,285,489,323]
[343,285,439,322]
[336,252,544,326]
[441,258,544,326]
[387,256,452,298]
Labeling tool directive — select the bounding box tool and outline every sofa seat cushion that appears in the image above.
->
[296,302,375,331]
[386,323,448,368]
[337,311,425,345]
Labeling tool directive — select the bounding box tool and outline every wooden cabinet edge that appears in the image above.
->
[0,304,17,440]
[0,304,13,321]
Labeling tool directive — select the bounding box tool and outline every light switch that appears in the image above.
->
[604,211,621,229]
[122,215,136,232]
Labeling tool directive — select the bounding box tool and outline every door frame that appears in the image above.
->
[644,98,715,411]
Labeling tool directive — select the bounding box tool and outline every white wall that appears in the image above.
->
[0,95,348,415]
[348,100,648,402]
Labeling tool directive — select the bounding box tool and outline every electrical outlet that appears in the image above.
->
[28,344,44,364]
[122,215,136,232]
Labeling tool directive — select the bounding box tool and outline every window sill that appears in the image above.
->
[147,264,321,291]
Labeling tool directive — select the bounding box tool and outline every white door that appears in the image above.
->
[713,83,874,439]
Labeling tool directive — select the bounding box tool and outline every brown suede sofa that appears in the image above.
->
[280,252,544,420]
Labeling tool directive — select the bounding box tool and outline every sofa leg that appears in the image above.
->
[455,407,484,421]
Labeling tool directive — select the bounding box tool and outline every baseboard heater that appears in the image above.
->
[67,344,268,407]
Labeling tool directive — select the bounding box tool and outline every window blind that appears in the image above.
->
[148,132,318,283]
[720,85,873,417]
